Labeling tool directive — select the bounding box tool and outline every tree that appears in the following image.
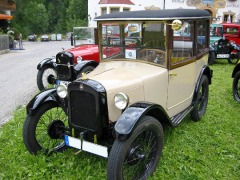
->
[24,2,49,34]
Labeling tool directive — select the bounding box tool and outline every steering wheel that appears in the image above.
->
[138,49,166,64]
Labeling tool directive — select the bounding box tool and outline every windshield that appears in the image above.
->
[99,21,167,67]
[210,25,223,37]
[73,27,95,46]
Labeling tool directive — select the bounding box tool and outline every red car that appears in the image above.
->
[36,27,99,90]
[222,22,240,45]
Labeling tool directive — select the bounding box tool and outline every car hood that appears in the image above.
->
[83,61,167,122]
[85,61,167,94]
[66,44,98,57]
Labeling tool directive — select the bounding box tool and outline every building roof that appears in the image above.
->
[0,14,13,20]
[95,9,211,21]
[98,0,134,5]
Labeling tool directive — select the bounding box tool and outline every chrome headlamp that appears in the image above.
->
[56,83,68,98]
[114,92,129,110]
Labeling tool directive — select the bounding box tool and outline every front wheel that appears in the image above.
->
[191,75,209,121]
[23,102,68,155]
[232,71,240,103]
[37,66,56,91]
[208,51,215,65]
[107,116,164,180]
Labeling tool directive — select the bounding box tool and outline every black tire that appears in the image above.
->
[23,102,68,155]
[191,75,209,122]
[227,53,239,64]
[208,51,215,65]
[232,71,240,103]
[107,116,164,180]
[76,65,95,79]
[37,66,56,91]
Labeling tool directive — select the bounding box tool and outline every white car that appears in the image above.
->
[23,9,213,179]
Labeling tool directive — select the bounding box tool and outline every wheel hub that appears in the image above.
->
[127,145,145,166]
[47,74,56,84]
[47,120,65,139]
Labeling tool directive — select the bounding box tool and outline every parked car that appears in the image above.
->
[23,9,213,179]
[222,22,240,46]
[36,27,99,90]
[209,36,240,64]
[210,24,223,44]
[28,34,37,41]
[232,60,240,102]
[41,34,49,42]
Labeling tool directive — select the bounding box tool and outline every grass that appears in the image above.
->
[0,60,240,179]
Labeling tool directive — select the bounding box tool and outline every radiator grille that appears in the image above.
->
[70,91,97,130]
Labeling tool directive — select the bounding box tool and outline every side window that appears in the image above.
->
[226,27,238,35]
[171,21,193,65]
[197,20,208,55]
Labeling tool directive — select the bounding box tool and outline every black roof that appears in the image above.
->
[95,9,211,21]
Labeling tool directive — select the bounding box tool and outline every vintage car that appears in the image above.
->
[36,27,99,90]
[208,23,240,65]
[23,9,212,179]
[232,60,240,102]
[210,24,223,44]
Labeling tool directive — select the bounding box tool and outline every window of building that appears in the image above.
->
[110,7,120,14]
[101,7,107,15]
[123,8,130,12]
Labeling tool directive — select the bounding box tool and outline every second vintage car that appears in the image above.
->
[36,27,99,90]
[23,9,212,179]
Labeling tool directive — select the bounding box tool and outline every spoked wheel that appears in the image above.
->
[37,66,56,91]
[191,75,209,121]
[232,71,240,102]
[23,102,68,155]
[108,116,164,180]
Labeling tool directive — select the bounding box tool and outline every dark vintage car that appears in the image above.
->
[23,9,212,179]
[36,27,99,90]
[40,34,50,42]
[208,23,240,65]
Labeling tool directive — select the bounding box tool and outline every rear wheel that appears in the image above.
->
[37,66,56,91]
[191,75,209,121]
[107,116,164,180]
[232,71,240,102]
[23,102,68,155]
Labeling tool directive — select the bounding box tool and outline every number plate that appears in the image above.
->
[64,135,108,158]
[217,54,230,58]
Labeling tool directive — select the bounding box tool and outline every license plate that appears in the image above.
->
[64,135,108,158]
[217,54,229,58]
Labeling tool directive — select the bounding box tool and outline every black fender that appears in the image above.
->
[192,65,213,105]
[114,102,170,140]
[232,63,240,78]
[26,88,66,115]
[37,57,56,70]
[73,60,99,75]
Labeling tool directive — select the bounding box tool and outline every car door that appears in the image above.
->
[167,21,196,117]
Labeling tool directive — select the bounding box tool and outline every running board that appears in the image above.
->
[170,106,193,126]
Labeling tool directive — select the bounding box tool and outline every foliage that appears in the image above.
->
[10,0,87,37]
[0,61,240,179]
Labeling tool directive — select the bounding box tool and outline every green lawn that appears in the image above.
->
[0,60,240,179]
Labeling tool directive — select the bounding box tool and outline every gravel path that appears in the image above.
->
[0,40,72,126]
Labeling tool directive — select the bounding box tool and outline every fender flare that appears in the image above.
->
[114,102,170,140]
[37,57,56,70]
[232,63,240,78]
[26,88,64,115]
[74,60,99,75]
[192,65,213,105]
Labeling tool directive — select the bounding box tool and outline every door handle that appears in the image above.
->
[170,73,177,76]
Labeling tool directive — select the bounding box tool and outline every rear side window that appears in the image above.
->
[197,20,208,55]
[226,27,238,35]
